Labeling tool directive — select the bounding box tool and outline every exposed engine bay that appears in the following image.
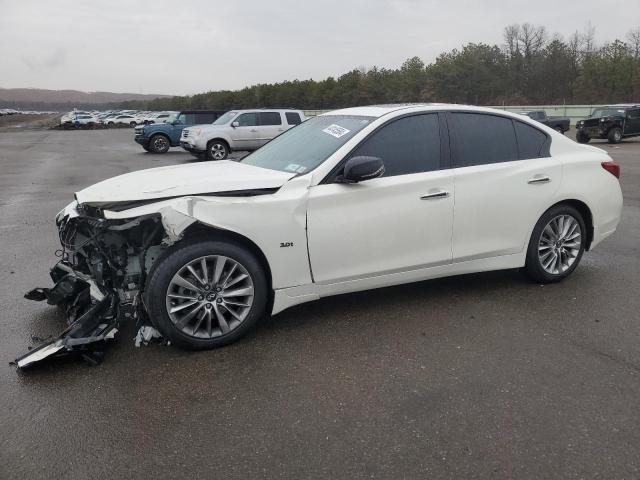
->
[16,205,168,368]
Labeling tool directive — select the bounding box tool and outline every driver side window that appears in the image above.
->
[236,113,259,127]
[348,114,442,177]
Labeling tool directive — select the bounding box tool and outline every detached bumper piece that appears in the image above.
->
[15,263,124,369]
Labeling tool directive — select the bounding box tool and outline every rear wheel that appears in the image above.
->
[608,127,622,144]
[576,131,590,143]
[145,240,268,350]
[149,134,170,154]
[523,204,586,283]
[206,140,229,160]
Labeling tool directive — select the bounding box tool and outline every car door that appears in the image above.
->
[229,112,260,149]
[626,108,640,135]
[256,112,285,146]
[307,113,454,284]
[448,112,561,262]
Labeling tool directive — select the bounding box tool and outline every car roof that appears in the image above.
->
[323,103,525,118]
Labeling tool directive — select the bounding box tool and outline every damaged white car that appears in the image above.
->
[16,104,623,368]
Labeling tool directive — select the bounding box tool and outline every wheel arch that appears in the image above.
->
[546,199,594,250]
[179,221,274,305]
[207,137,231,151]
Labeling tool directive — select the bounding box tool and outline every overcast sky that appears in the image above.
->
[1,0,639,96]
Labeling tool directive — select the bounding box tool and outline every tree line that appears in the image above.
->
[124,23,638,111]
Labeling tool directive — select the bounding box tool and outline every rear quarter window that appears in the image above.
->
[286,112,302,125]
[514,121,550,159]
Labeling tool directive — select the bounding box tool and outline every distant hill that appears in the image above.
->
[0,88,172,111]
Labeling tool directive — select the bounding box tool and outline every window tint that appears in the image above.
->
[194,112,215,124]
[286,112,302,125]
[450,113,518,167]
[349,114,441,177]
[629,109,640,119]
[259,112,282,126]
[514,121,548,159]
[236,112,259,127]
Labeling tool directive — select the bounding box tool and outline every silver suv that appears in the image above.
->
[180,108,305,160]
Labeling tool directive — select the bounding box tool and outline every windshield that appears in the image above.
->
[591,108,626,118]
[241,115,374,174]
[213,111,238,125]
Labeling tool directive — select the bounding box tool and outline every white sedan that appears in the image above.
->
[17,104,623,367]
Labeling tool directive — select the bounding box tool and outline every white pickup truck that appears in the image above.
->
[180,108,305,160]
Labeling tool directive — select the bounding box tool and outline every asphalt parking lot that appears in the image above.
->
[1,128,639,479]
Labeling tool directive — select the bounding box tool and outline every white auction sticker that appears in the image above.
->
[322,124,351,138]
[284,163,301,172]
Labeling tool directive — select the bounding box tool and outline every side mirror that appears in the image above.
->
[231,121,239,128]
[341,156,385,183]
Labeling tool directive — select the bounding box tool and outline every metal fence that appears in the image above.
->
[304,105,609,125]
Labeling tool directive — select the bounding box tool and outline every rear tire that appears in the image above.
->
[555,126,564,134]
[149,134,170,154]
[608,127,622,144]
[522,204,586,284]
[145,240,268,350]
[576,131,590,143]
[206,140,229,160]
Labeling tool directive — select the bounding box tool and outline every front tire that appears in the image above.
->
[576,131,590,143]
[523,204,586,283]
[149,134,170,154]
[608,127,622,144]
[145,240,268,350]
[206,140,229,160]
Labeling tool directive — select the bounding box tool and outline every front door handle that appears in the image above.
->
[528,175,551,184]
[420,190,450,200]
[250,129,258,132]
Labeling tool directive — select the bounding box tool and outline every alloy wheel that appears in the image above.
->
[209,143,227,160]
[153,136,168,151]
[165,255,254,338]
[537,214,582,274]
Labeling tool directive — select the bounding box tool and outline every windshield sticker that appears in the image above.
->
[322,124,351,138]
[285,163,301,172]
[296,166,308,173]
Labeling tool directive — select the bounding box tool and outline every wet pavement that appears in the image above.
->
[1,129,639,479]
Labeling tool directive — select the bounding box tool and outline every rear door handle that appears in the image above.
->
[250,129,258,132]
[528,175,551,184]
[420,190,450,200]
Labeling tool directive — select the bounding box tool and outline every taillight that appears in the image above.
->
[601,160,620,179]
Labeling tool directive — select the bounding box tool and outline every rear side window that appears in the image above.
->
[349,114,441,177]
[514,121,549,159]
[259,112,282,126]
[450,113,518,167]
[286,112,302,125]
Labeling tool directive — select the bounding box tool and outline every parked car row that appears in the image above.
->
[134,108,305,158]
[60,109,178,128]
[0,108,56,115]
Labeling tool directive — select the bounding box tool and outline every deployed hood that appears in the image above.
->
[75,160,295,205]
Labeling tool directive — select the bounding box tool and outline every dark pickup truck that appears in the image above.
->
[576,104,640,144]
[520,111,571,134]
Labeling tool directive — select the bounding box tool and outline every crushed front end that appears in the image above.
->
[15,201,166,368]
